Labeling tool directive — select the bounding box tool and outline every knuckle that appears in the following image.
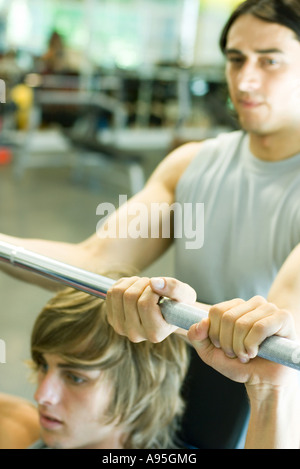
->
[123,290,135,301]
[235,317,249,333]
[112,277,127,288]
[147,335,160,344]
[253,295,266,305]
[232,298,245,307]
[127,331,145,343]
[112,285,126,298]
[252,320,266,336]
[123,288,140,303]
[209,305,223,321]
[124,323,145,343]
[265,300,277,310]
[112,277,140,294]
[146,329,166,344]
[222,309,238,324]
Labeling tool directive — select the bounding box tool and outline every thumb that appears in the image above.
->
[188,318,210,346]
[150,277,197,304]
[188,318,216,361]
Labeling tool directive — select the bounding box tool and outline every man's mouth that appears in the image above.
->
[240,101,261,108]
[39,412,64,430]
[239,98,264,108]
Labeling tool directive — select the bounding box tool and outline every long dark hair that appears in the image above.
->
[220,0,300,53]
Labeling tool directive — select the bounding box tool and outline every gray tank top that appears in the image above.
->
[175,130,300,304]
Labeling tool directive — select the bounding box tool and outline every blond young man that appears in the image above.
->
[0,272,188,449]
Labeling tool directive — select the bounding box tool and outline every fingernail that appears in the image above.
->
[212,340,220,349]
[151,278,165,290]
[239,356,250,364]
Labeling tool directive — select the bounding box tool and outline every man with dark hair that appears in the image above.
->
[220,0,300,53]
[1,0,300,448]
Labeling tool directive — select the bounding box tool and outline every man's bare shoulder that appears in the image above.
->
[147,141,204,194]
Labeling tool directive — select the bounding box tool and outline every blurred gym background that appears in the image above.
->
[0,0,241,402]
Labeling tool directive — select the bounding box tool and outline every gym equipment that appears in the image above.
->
[0,240,300,371]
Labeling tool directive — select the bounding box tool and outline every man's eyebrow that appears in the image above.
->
[57,363,101,371]
[255,48,284,54]
[225,47,283,55]
[225,48,244,55]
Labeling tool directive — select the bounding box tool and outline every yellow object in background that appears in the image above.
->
[10,83,33,130]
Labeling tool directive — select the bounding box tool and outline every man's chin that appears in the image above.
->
[238,113,273,136]
[40,431,71,449]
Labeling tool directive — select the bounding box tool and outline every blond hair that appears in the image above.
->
[30,271,189,449]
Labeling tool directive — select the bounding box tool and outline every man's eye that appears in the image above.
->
[263,58,279,67]
[38,362,48,374]
[228,57,244,64]
[65,372,86,385]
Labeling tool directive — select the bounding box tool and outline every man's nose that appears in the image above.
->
[34,372,62,406]
[238,62,261,92]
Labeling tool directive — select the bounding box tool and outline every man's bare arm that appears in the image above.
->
[0,142,202,290]
[268,243,300,331]
[245,381,300,449]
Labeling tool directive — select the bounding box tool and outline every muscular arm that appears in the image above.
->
[268,243,300,331]
[245,382,300,449]
[258,249,300,448]
[0,142,203,290]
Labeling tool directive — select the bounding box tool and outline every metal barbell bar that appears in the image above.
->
[0,240,300,371]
